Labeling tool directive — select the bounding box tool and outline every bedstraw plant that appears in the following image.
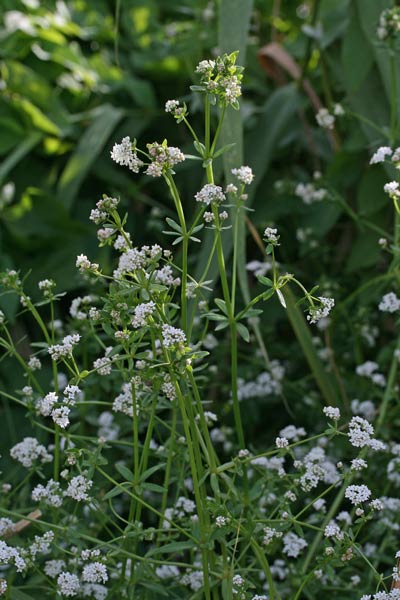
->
[1,49,400,600]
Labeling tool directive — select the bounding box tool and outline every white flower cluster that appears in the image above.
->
[110,136,143,173]
[76,254,99,273]
[262,527,283,545]
[377,7,400,40]
[29,531,54,560]
[164,99,186,118]
[275,437,289,448]
[379,292,400,313]
[231,166,254,185]
[181,569,204,592]
[323,406,341,421]
[93,346,117,376]
[156,564,180,579]
[89,195,119,224]
[163,496,196,529]
[215,515,229,527]
[356,361,386,387]
[295,182,327,204]
[195,183,225,205]
[10,437,52,468]
[324,520,344,540]
[384,180,400,199]
[297,446,339,492]
[362,592,400,600]
[161,375,176,401]
[0,540,26,572]
[161,324,186,348]
[82,562,108,584]
[65,475,93,502]
[48,333,80,360]
[57,571,80,597]
[155,264,180,286]
[307,297,335,324]
[282,532,308,557]
[145,142,185,177]
[347,416,385,450]
[237,363,285,400]
[264,227,279,244]
[70,295,96,320]
[38,278,56,297]
[0,518,15,537]
[36,387,79,430]
[345,484,371,505]
[112,383,133,417]
[316,107,335,130]
[351,399,376,420]
[131,301,156,328]
[370,146,394,164]
[351,458,368,471]
[195,55,243,106]
[32,479,63,507]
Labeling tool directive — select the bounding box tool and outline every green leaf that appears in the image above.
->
[212,142,236,158]
[139,462,166,482]
[165,217,182,232]
[0,132,42,185]
[258,275,273,287]
[141,482,166,493]
[103,485,126,501]
[215,298,228,315]
[281,286,339,408]
[57,104,124,210]
[147,540,195,556]
[115,463,134,482]
[193,140,206,156]
[236,322,250,342]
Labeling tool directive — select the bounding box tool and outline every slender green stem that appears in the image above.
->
[390,38,397,144]
[164,173,188,332]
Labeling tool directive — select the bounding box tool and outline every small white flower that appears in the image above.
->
[316,108,335,130]
[323,406,340,421]
[345,484,371,505]
[82,562,108,584]
[110,136,143,173]
[57,572,80,597]
[264,227,279,244]
[231,166,254,185]
[275,437,289,448]
[307,297,335,324]
[370,146,392,164]
[195,183,225,205]
[384,181,400,198]
[379,291,400,313]
[65,475,93,502]
[282,532,308,557]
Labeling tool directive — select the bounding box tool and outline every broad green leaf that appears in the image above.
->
[11,96,61,136]
[57,104,124,210]
[281,286,340,408]
[0,132,42,185]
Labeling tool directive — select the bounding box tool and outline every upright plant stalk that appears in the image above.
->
[165,173,189,333]
[390,38,397,144]
[204,95,246,453]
